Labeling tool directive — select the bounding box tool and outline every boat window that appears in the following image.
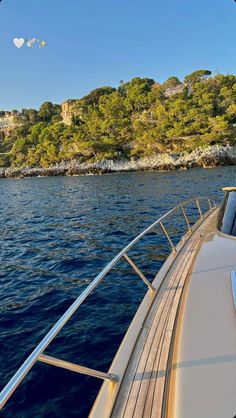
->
[218,191,236,236]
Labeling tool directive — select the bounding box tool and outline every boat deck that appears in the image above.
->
[111,212,215,418]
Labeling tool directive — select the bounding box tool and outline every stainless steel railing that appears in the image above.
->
[0,196,217,410]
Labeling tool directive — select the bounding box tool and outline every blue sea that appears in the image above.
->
[0,167,235,417]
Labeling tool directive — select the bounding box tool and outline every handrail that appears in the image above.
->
[0,196,217,410]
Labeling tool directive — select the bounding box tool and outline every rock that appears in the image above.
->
[0,144,236,179]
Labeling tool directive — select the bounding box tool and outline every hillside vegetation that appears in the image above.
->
[0,70,236,168]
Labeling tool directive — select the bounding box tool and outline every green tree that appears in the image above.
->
[22,108,39,123]
[38,102,61,122]
[184,69,212,85]
[81,87,116,106]
[162,76,182,89]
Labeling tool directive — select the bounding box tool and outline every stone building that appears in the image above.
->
[152,82,162,90]
[0,113,23,129]
[0,115,15,129]
[152,82,186,97]
[61,100,78,125]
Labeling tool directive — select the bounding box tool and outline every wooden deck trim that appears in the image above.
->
[116,233,200,418]
[112,214,214,418]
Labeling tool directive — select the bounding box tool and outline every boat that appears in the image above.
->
[1,190,236,417]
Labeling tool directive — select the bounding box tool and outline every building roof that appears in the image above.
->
[61,99,77,105]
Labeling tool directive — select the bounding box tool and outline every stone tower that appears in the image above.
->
[61,100,77,125]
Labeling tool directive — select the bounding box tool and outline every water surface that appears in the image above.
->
[0,167,235,417]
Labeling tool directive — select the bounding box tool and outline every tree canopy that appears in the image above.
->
[0,70,235,168]
[184,69,212,85]
[162,76,182,89]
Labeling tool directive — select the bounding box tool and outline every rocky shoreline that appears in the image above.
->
[0,145,236,179]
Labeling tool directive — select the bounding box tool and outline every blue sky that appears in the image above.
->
[0,0,235,110]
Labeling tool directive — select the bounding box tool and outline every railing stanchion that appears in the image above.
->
[123,253,155,291]
[208,199,212,211]
[38,354,119,382]
[180,206,192,233]
[196,198,203,219]
[159,221,177,254]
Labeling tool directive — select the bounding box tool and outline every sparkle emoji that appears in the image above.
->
[39,40,46,48]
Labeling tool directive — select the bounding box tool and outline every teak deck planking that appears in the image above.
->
[112,214,213,418]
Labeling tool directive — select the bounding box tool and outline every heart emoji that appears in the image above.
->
[27,38,36,48]
[13,38,25,48]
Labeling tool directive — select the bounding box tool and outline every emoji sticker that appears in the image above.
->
[13,38,25,48]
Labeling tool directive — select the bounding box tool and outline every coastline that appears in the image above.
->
[1,144,236,179]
